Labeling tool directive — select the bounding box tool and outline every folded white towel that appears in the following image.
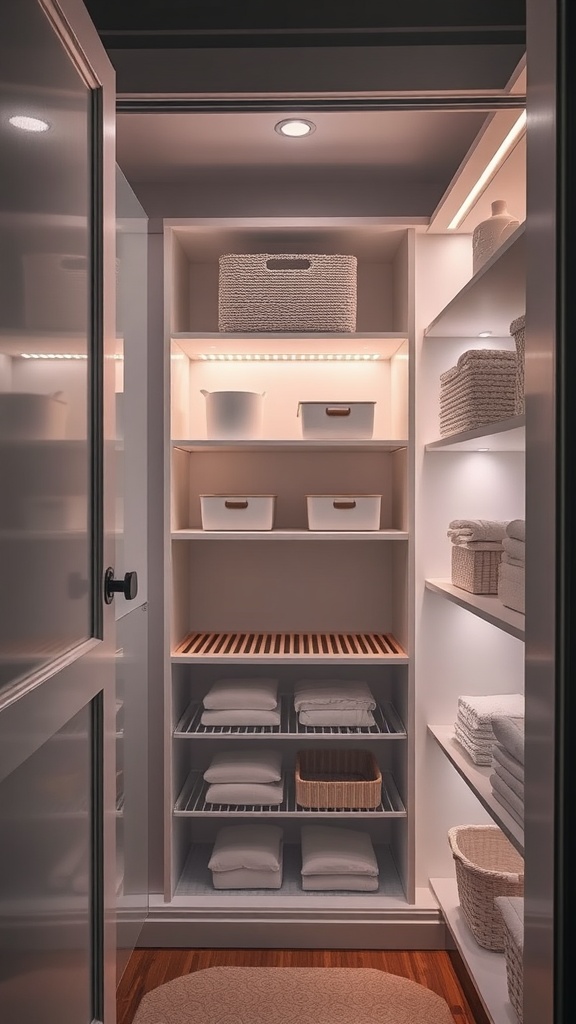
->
[490,772,524,822]
[450,539,504,550]
[454,722,494,765]
[447,519,509,543]
[492,742,524,784]
[298,709,376,727]
[502,537,525,562]
[492,715,525,766]
[456,710,494,741]
[502,552,524,567]
[457,693,524,732]
[506,518,526,542]
[499,561,525,585]
[492,761,524,800]
[492,787,525,829]
[498,575,525,614]
[294,680,375,713]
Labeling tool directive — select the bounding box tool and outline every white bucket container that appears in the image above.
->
[298,401,375,440]
[201,390,265,440]
[306,495,381,531]
[0,392,68,440]
[200,495,276,530]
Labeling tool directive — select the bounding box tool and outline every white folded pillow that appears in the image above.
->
[208,824,283,872]
[301,825,379,876]
[203,748,282,783]
[203,677,279,710]
[205,781,284,805]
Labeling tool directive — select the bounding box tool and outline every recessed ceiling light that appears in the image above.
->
[478,331,493,338]
[9,114,50,133]
[274,119,316,138]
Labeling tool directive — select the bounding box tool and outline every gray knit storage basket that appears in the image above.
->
[448,825,524,951]
[510,314,526,415]
[439,349,517,437]
[218,253,357,332]
[495,896,524,1023]
[451,545,502,595]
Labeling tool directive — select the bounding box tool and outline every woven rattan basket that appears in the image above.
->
[510,314,526,416]
[218,253,357,332]
[451,545,502,595]
[495,896,524,1022]
[448,825,524,951]
[295,749,382,809]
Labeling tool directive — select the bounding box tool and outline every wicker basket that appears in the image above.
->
[218,253,357,332]
[451,545,502,595]
[295,749,382,809]
[448,825,524,951]
[495,896,524,1022]
[510,315,526,416]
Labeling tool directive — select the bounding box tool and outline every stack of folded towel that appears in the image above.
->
[208,824,284,889]
[293,679,376,728]
[203,749,284,806]
[439,349,517,437]
[498,519,525,614]
[300,825,379,891]
[201,678,280,727]
[490,715,525,828]
[447,519,509,547]
[454,693,524,766]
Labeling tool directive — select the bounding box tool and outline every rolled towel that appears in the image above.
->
[498,561,525,586]
[457,693,524,732]
[506,518,526,542]
[492,742,524,784]
[491,715,524,766]
[502,536,525,562]
[447,519,509,543]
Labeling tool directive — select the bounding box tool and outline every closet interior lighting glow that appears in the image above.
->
[478,331,493,338]
[198,353,381,362]
[20,352,88,360]
[447,109,527,230]
[9,114,50,132]
[274,119,316,138]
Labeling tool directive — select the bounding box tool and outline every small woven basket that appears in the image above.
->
[495,896,524,1022]
[448,825,524,951]
[218,253,357,332]
[510,315,526,416]
[295,749,382,809]
[451,545,502,595]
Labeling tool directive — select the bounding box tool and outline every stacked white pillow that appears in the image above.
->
[300,825,379,891]
[204,749,283,806]
[208,824,284,889]
[201,678,280,726]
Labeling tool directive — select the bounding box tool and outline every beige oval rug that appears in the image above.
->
[131,966,455,1024]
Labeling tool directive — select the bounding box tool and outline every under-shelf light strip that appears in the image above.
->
[20,353,124,360]
[448,109,527,230]
[199,353,381,362]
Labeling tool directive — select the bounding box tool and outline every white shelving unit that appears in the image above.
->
[161,218,418,935]
[417,220,526,1020]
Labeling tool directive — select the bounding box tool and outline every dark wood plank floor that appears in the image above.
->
[117,948,482,1024]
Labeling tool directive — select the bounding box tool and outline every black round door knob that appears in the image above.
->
[104,568,138,604]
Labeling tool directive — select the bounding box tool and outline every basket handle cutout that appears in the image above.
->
[333,500,356,510]
[224,500,249,510]
[266,257,311,272]
[325,406,351,417]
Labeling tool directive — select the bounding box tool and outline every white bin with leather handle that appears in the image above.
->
[298,401,375,440]
[306,495,381,531]
[200,495,277,531]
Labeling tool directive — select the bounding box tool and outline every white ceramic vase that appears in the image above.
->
[472,200,519,275]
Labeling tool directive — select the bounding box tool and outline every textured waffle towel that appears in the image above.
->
[492,716,525,766]
[448,519,509,543]
[457,693,524,732]
[506,519,526,542]
[493,742,525,784]
[502,536,526,562]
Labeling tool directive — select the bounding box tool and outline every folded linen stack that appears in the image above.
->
[454,693,524,766]
[447,519,509,547]
[203,749,284,806]
[447,520,508,594]
[300,825,379,891]
[490,715,525,828]
[498,519,526,614]
[201,678,280,727]
[293,679,376,728]
[208,824,283,889]
[439,349,517,437]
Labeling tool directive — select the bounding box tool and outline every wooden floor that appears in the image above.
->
[117,948,482,1024]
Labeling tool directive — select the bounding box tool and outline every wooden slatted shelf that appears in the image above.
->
[172,631,408,663]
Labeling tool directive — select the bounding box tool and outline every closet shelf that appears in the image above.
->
[171,332,408,359]
[171,529,408,541]
[174,698,406,739]
[172,439,408,453]
[172,631,408,663]
[429,878,518,1024]
[425,580,524,640]
[428,725,524,854]
[424,223,525,338]
[174,770,406,818]
[425,415,525,452]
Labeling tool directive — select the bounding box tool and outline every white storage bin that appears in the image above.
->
[298,402,375,440]
[201,389,264,440]
[306,495,381,531]
[200,495,276,531]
